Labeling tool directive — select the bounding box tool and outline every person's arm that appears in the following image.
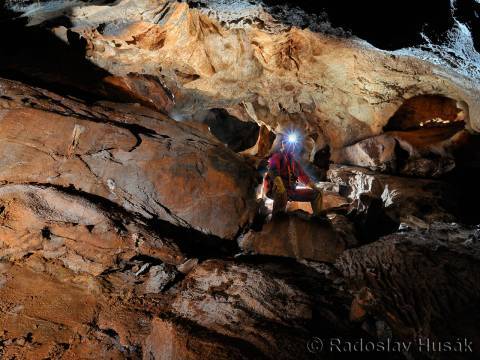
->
[295,160,317,188]
[295,160,311,185]
[268,153,282,178]
[268,154,287,195]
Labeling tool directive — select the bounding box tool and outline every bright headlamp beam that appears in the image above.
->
[287,133,298,144]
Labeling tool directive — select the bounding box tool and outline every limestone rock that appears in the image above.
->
[144,317,264,360]
[331,124,465,177]
[6,1,480,150]
[336,223,480,350]
[0,184,185,274]
[167,259,356,359]
[328,164,457,223]
[331,134,397,172]
[103,73,175,114]
[0,77,257,239]
[239,212,357,262]
[0,259,148,359]
[0,252,359,360]
[1,2,479,359]
[143,264,178,294]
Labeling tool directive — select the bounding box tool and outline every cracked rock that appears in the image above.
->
[143,264,178,294]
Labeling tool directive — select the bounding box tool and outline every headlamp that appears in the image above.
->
[287,133,298,144]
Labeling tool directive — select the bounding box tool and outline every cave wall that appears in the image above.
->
[3,0,480,151]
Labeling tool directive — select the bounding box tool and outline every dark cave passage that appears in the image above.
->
[383,95,467,173]
[384,94,465,132]
[202,109,261,152]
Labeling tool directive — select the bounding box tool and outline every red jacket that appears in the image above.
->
[264,151,310,193]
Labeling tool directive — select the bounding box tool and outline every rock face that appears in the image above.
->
[331,134,398,172]
[0,77,257,239]
[0,184,184,273]
[337,223,480,354]
[328,164,457,224]
[0,248,359,359]
[331,121,467,178]
[4,0,480,153]
[166,259,356,359]
[0,1,479,359]
[239,213,356,262]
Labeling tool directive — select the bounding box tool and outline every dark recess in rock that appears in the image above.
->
[446,134,480,224]
[0,16,110,102]
[347,194,399,244]
[454,0,480,52]
[263,0,480,51]
[203,108,260,152]
[384,94,464,131]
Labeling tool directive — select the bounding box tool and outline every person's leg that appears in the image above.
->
[311,191,323,216]
[288,188,323,216]
[272,177,288,215]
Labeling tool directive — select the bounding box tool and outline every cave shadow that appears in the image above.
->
[0,10,113,101]
[262,0,454,50]
[0,7,152,106]
[445,134,480,224]
[201,109,260,152]
[235,254,405,360]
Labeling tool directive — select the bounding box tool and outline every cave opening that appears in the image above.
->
[202,109,261,152]
[384,95,466,170]
[384,94,465,132]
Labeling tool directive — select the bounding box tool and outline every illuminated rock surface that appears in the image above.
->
[0,1,479,359]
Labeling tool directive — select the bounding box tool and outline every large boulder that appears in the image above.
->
[331,134,398,172]
[239,213,357,262]
[328,164,457,223]
[0,78,258,239]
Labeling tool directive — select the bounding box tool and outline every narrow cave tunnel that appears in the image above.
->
[383,95,466,170]
[202,109,261,152]
[446,133,480,224]
[383,94,480,223]
[384,94,465,132]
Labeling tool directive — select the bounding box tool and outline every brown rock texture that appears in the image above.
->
[8,0,478,152]
[0,1,479,359]
[331,134,398,172]
[0,78,366,359]
[331,120,466,177]
[166,259,355,359]
[0,77,257,239]
[239,213,357,262]
[0,184,183,272]
[336,223,480,355]
[327,164,457,223]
